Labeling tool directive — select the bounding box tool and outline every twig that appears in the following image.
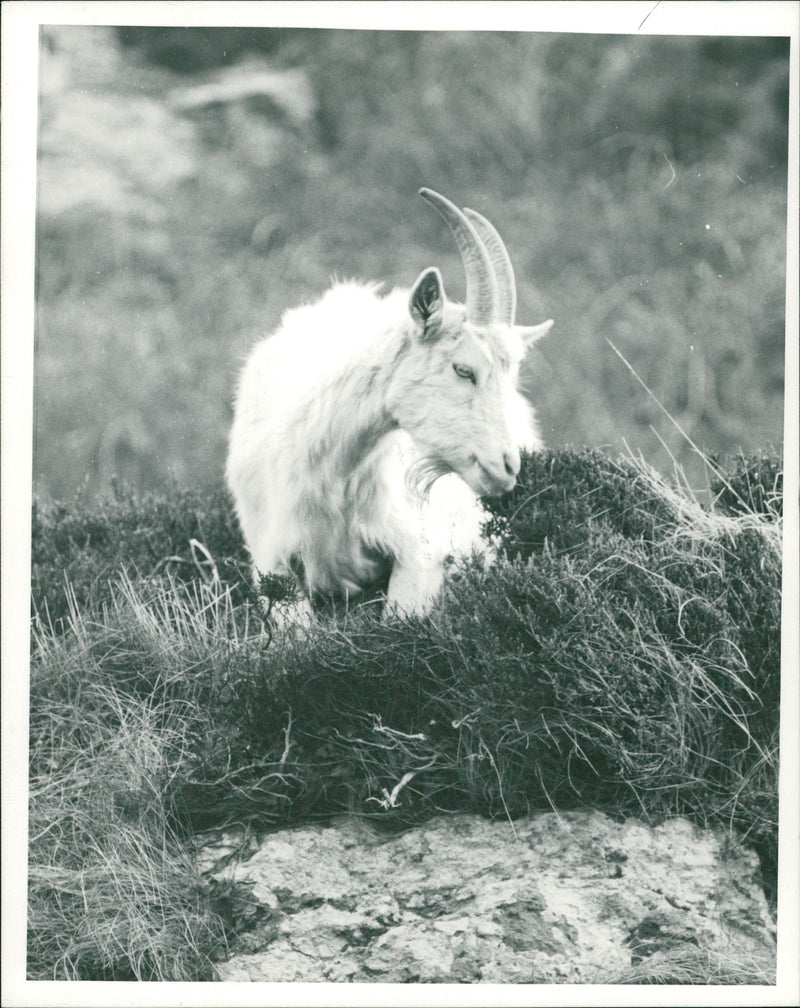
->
[279,712,293,768]
[366,771,417,810]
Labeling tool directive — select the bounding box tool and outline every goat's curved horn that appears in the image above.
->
[463,208,516,327]
[419,188,498,326]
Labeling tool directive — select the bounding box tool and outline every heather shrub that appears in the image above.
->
[31,482,248,630]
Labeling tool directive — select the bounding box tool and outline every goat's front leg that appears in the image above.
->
[384,557,445,619]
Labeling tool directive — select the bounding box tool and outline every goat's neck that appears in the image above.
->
[309,327,407,480]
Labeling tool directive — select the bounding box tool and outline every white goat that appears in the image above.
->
[226,188,553,617]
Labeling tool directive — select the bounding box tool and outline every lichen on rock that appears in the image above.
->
[199,810,775,984]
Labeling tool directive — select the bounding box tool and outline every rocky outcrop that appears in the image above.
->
[197,811,775,983]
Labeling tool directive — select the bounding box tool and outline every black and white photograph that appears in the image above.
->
[2,2,798,1005]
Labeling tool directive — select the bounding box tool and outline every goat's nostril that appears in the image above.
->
[503,451,520,478]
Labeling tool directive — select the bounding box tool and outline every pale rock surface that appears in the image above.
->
[197,811,775,983]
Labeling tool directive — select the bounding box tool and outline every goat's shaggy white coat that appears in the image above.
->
[227,200,551,617]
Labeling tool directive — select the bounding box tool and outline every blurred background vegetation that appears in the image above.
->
[34,26,790,501]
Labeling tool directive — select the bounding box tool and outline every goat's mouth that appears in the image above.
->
[407,452,515,498]
[468,458,517,497]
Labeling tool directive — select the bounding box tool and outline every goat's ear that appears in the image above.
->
[516,319,554,350]
[409,267,446,340]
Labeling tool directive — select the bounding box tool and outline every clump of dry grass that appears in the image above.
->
[27,577,240,980]
[596,944,776,985]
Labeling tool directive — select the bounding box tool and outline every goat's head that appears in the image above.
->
[387,188,553,497]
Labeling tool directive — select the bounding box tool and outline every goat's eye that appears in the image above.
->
[453,363,476,384]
